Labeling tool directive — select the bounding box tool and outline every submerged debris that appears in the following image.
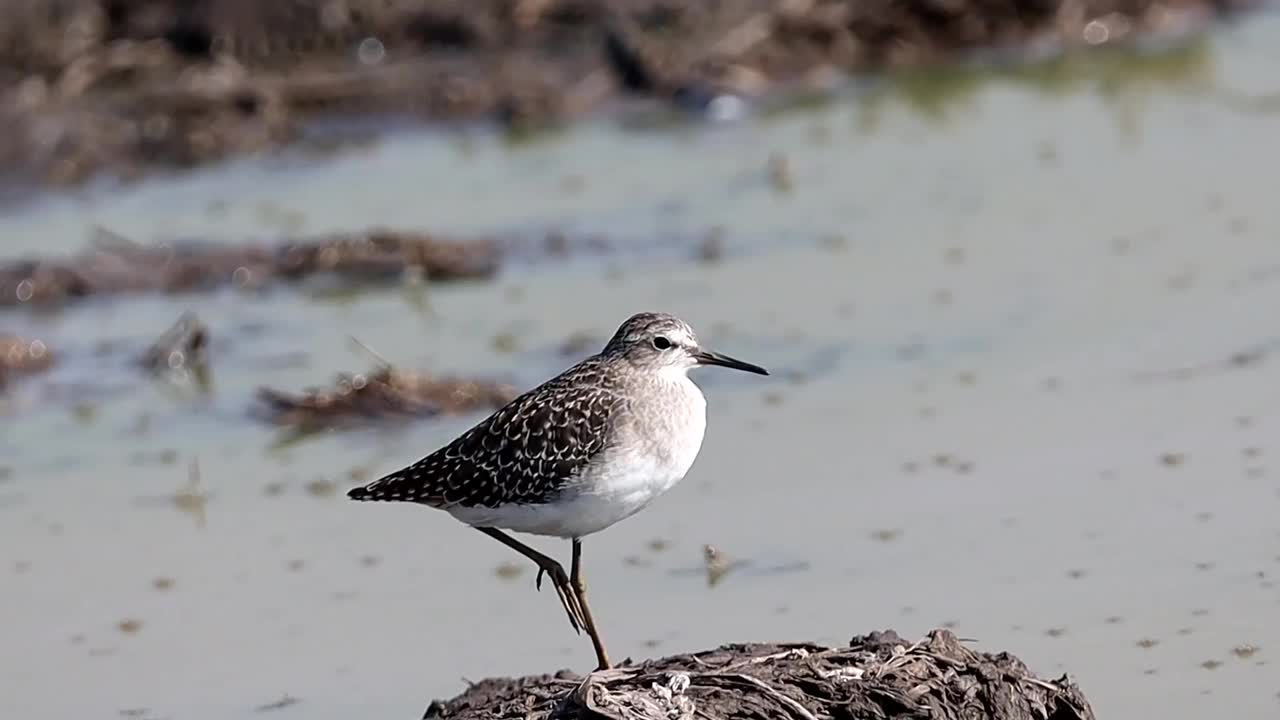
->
[254,694,301,713]
[1131,338,1278,382]
[0,230,500,307]
[172,458,208,530]
[423,629,1095,720]
[702,544,740,587]
[256,366,517,431]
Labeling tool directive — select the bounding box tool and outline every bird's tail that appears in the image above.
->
[346,468,438,505]
[346,484,378,501]
[347,474,396,501]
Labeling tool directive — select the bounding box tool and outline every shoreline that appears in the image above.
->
[0,0,1262,190]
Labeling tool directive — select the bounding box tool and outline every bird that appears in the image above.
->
[346,311,768,669]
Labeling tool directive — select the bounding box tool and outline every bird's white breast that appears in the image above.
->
[603,372,707,499]
[449,372,707,538]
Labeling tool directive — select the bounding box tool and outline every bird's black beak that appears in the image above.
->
[693,349,769,375]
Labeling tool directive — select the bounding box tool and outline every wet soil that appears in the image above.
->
[422,629,1095,720]
[0,0,1261,190]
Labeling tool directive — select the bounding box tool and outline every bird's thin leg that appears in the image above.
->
[476,527,585,634]
[571,537,612,670]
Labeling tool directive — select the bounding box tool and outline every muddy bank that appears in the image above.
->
[0,0,1261,191]
[0,228,499,308]
[423,629,1095,720]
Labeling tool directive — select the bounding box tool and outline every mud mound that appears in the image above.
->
[422,629,1095,720]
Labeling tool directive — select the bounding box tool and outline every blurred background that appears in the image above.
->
[2,1,1279,718]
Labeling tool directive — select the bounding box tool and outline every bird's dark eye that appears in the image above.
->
[652,336,672,350]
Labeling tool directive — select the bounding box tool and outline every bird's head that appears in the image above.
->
[602,312,768,377]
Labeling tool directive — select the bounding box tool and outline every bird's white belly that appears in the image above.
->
[448,383,707,538]
[445,443,702,538]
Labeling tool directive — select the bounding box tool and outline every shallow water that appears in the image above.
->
[4,17,1280,720]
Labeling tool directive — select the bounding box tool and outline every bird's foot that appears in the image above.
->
[534,559,586,634]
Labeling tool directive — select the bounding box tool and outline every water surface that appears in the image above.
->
[4,19,1280,720]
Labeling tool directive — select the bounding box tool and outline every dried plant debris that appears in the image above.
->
[256,366,517,430]
[139,311,210,377]
[0,0,1260,188]
[0,334,54,389]
[0,229,499,307]
[273,232,500,283]
[423,629,1095,720]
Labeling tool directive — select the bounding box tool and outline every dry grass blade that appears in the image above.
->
[709,673,819,720]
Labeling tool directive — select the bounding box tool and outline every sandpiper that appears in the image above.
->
[347,312,767,669]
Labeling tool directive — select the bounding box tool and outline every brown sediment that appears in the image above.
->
[0,0,1260,190]
[0,229,500,307]
[255,365,517,431]
[422,628,1095,720]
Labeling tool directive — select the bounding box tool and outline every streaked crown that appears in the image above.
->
[601,312,698,363]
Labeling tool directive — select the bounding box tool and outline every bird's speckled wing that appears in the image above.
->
[347,357,626,508]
